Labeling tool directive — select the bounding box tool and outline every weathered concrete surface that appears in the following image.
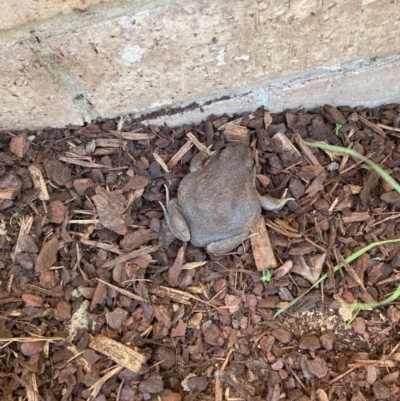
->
[268,59,400,113]
[0,0,117,31]
[45,0,400,121]
[142,59,400,127]
[0,0,399,130]
[0,45,84,130]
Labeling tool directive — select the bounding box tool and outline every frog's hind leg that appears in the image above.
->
[159,186,191,242]
[259,189,294,212]
[205,232,249,255]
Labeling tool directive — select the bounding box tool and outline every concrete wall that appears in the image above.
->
[0,0,399,130]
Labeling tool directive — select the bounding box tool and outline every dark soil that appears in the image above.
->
[1,103,400,401]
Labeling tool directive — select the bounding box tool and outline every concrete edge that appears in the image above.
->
[135,53,400,128]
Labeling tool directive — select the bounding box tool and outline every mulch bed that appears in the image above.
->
[1,103,400,401]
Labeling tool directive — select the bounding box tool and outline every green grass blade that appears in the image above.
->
[303,141,400,194]
[351,285,400,312]
[273,238,400,318]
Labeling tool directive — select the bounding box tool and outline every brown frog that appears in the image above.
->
[161,141,292,254]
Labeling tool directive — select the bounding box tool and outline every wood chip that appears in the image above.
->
[250,217,277,271]
[165,245,184,286]
[294,134,321,166]
[264,218,302,238]
[101,245,158,268]
[186,132,214,155]
[149,285,217,309]
[92,148,118,156]
[95,138,127,148]
[167,140,194,170]
[182,261,207,270]
[358,115,386,137]
[28,165,50,201]
[264,111,272,129]
[217,370,255,399]
[0,172,21,200]
[10,133,30,158]
[26,372,40,401]
[96,279,148,303]
[12,215,33,261]
[36,237,60,272]
[218,114,255,131]
[222,124,250,144]
[58,155,110,169]
[87,365,123,398]
[378,123,400,134]
[92,187,127,235]
[89,334,147,373]
[272,132,300,157]
[79,238,123,255]
[109,131,156,140]
[341,212,371,224]
[153,152,169,172]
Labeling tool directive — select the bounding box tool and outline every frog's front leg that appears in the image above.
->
[206,232,250,254]
[160,188,191,242]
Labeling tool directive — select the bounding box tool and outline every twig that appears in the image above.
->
[88,365,124,401]
[101,245,158,268]
[12,215,33,261]
[96,278,148,304]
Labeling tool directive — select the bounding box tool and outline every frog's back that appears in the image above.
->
[178,143,261,247]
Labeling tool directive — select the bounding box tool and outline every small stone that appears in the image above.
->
[186,376,207,391]
[204,324,224,346]
[353,317,366,335]
[54,301,72,321]
[82,349,101,365]
[0,173,21,200]
[106,307,128,331]
[139,374,163,394]
[92,187,127,235]
[171,320,187,337]
[39,271,59,289]
[148,390,181,401]
[18,234,39,253]
[10,133,30,158]
[320,331,335,351]
[372,381,391,400]
[73,178,95,196]
[259,335,275,352]
[326,162,339,172]
[15,252,35,269]
[45,160,72,186]
[271,359,284,371]
[20,341,45,356]
[224,294,241,313]
[152,346,176,370]
[123,175,148,191]
[271,328,293,344]
[288,388,304,400]
[22,293,43,307]
[305,357,328,378]
[48,200,66,224]
[298,335,321,352]
[351,391,367,401]
[36,236,59,272]
[315,389,329,401]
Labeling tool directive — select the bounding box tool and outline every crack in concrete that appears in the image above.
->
[27,36,99,124]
